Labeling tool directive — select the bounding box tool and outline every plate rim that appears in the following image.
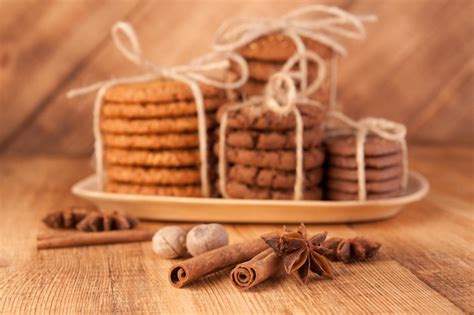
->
[71,171,429,208]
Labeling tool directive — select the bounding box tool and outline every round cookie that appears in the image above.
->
[104,148,206,167]
[215,146,325,171]
[104,79,225,103]
[105,181,203,197]
[325,135,402,156]
[236,33,334,62]
[217,104,325,131]
[102,98,223,119]
[225,127,324,150]
[228,165,323,189]
[102,133,205,150]
[326,189,402,201]
[326,177,403,194]
[327,165,403,181]
[106,165,203,185]
[328,153,403,169]
[237,79,331,102]
[224,180,322,200]
[101,115,217,134]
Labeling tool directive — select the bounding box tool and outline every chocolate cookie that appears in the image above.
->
[231,59,321,82]
[104,79,225,103]
[224,127,324,150]
[327,165,403,181]
[326,177,403,194]
[102,133,204,150]
[237,33,333,62]
[104,148,204,167]
[326,189,402,201]
[102,98,223,119]
[105,181,203,197]
[215,146,325,171]
[328,153,403,169]
[325,135,402,156]
[217,104,325,131]
[228,165,323,189]
[237,79,331,102]
[101,115,217,134]
[106,165,203,185]
[224,180,322,200]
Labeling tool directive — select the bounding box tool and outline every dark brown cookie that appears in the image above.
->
[326,177,403,194]
[104,181,203,197]
[217,103,325,131]
[215,146,325,171]
[228,165,323,189]
[326,165,403,181]
[224,180,322,200]
[100,114,217,134]
[328,152,403,169]
[102,98,223,119]
[325,135,402,156]
[326,189,402,201]
[236,79,331,102]
[104,79,225,103]
[237,33,334,62]
[224,127,324,150]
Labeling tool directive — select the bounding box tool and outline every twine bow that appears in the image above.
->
[219,51,326,200]
[328,111,408,200]
[67,21,249,197]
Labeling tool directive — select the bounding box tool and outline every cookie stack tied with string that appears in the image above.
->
[213,5,376,105]
[324,111,408,201]
[216,53,327,200]
[67,22,248,197]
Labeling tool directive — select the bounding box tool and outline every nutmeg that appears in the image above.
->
[186,223,229,257]
[152,226,187,259]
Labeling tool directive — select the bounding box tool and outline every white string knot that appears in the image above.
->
[67,21,249,197]
[328,111,408,201]
[213,4,377,56]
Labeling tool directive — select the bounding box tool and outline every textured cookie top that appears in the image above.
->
[237,32,334,62]
[325,135,402,156]
[216,103,326,130]
[104,79,224,103]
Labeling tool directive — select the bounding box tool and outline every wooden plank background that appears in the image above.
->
[0,0,473,156]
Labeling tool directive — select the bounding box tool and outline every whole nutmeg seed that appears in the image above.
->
[152,226,187,259]
[186,223,229,257]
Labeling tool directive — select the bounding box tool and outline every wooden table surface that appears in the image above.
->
[0,145,472,314]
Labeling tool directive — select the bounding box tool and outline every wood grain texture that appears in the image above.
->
[0,145,472,313]
[0,0,472,156]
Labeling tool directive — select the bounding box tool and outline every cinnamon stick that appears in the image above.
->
[169,239,268,288]
[37,229,156,250]
[230,248,282,290]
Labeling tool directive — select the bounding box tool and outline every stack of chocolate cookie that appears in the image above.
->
[100,79,226,197]
[215,103,326,200]
[232,33,334,103]
[324,135,404,200]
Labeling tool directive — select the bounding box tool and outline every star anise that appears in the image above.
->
[322,236,381,263]
[261,224,333,283]
[76,211,139,232]
[42,207,89,229]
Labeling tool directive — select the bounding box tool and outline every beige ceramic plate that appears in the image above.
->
[72,171,429,223]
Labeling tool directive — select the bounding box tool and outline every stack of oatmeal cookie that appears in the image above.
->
[100,79,226,197]
[215,102,326,200]
[324,135,405,200]
[231,33,334,104]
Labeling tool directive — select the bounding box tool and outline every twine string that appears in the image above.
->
[68,21,249,197]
